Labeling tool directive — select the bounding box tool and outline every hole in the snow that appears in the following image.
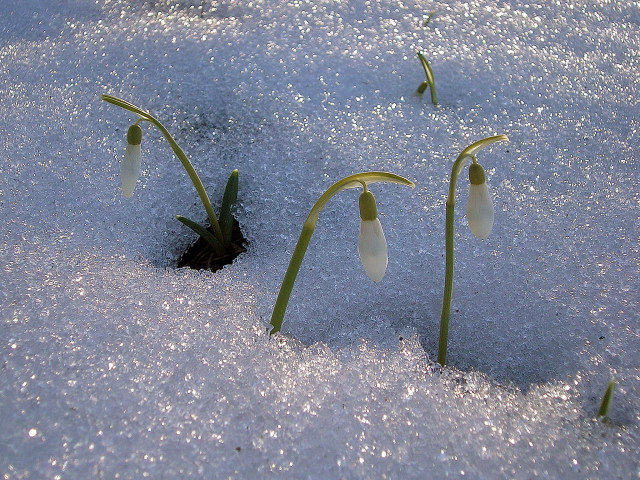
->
[178,218,247,272]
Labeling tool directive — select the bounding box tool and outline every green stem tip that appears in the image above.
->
[597,378,616,420]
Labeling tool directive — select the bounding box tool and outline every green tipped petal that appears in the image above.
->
[466,183,494,239]
[358,218,388,282]
[121,143,141,198]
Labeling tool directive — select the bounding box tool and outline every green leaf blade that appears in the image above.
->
[219,169,239,247]
[176,215,226,257]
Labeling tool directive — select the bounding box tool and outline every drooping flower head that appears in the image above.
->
[121,123,142,198]
[465,158,494,239]
[358,188,388,282]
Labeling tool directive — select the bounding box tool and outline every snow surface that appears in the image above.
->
[1,0,639,477]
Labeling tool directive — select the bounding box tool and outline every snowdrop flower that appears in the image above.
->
[358,189,388,282]
[465,159,494,239]
[269,171,414,334]
[121,123,142,198]
[438,135,507,366]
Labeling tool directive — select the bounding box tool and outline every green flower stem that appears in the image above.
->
[417,52,437,105]
[437,135,508,366]
[269,172,415,334]
[101,94,224,244]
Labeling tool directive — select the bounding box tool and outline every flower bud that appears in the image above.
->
[358,191,388,282]
[466,161,494,239]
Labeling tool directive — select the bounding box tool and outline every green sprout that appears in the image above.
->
[415,51,437,105]
[270,172,415,334]
[423,11,437,27]
[101,94,238,258]
[597,377,616,421]
[438,135,509,366]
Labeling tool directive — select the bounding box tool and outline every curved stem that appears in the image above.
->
[101,94,224,244]
[417,52,437,105]
[437,135,508,366]
[270,172,415,334]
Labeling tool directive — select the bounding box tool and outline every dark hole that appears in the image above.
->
[178,218,247,272]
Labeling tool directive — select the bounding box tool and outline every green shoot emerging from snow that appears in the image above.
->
[597,378,616,421]
[423,11,436,27]
[415,51,437,105]
[438,135,509,366]
[101,94,238,258]
[269,172,415,334]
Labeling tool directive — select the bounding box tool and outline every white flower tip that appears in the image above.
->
[121,143,142,198]
[466,182,494,239]
[358,218,388,282]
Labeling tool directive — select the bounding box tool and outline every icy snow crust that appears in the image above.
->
[1,0,638,477]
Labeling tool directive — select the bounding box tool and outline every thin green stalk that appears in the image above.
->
[437,135,508,366]
[438,202,455,365]
[101,94,224,244]
[269,172,415,334]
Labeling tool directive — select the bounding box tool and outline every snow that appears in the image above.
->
[1,0,638,477]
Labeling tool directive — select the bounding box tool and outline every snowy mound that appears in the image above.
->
[1,1,638,477]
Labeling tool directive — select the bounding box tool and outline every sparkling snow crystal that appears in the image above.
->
[1,0,638,478]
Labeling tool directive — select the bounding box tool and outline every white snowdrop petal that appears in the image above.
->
[358,218,388,282]
[121,143,142,198]
[466,183,494,239]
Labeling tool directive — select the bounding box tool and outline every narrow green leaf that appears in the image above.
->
[176,215,226,257]
[219,169,239,247]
